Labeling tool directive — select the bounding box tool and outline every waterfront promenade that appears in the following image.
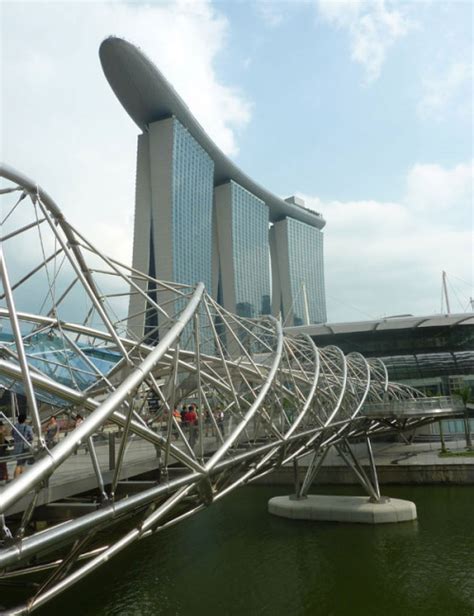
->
[260,438,474,487]
[3,433,472,520]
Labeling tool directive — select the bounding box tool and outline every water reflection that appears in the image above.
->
[38,485,474,616]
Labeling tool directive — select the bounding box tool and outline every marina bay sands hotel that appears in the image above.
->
[100,38,327,333]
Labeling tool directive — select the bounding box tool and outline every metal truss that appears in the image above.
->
[0,164,454,613]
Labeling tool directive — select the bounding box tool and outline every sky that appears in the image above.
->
[1,0,473,322]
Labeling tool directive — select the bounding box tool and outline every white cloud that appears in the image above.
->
[256,1,285,27]
[405,161,473,216]
[2,1,252,264]
[316,0,411,82]
[300,160,473,321]
[418,61,472,120]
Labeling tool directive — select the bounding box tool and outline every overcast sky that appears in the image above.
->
[2,0,473,322]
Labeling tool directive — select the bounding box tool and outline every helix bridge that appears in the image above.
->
[0,164,464,614]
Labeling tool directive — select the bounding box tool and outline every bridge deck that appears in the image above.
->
[2,398,470,518]
[361,396,468,418]
[2,433,222,517]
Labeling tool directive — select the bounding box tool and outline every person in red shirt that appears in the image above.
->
[184,405,198,448]
[184,405,197,425]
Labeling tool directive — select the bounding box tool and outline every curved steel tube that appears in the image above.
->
[0,166,427,612]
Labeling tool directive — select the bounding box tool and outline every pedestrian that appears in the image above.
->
[12,414,33,478]
[216,408,225,435]
[184,405,198,448]
[180,405,187,425]
[172,406,181,440]
[74,414,86,454]
[0,421,9,482]
[45,415,59,449]
[204,408,211,437]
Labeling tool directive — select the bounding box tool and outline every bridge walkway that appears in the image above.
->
[1,431,223,517]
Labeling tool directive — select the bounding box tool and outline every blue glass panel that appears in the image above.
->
[171,119,214,292]
[286,218,327,325]
[1,333,121,400]
[230,182,271,318]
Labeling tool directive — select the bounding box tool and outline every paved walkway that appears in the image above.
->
[1,431,223,517]
[322,438,474,468]
[2,432,472,516]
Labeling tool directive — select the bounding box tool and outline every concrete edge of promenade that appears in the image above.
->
[258,439,474,487]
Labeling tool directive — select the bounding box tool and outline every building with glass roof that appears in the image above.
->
[287,313,474,438]
[286,313,474,390]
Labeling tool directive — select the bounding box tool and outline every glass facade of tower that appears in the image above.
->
[287,218,326,325]
[131,116,327,344]
[172,118,214,290]
[230,182,271,318]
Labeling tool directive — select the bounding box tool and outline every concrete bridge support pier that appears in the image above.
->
[268,438,417,524]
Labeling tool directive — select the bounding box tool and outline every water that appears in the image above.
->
[36,485,474,616]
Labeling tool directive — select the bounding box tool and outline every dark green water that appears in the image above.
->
[38,485,473,616]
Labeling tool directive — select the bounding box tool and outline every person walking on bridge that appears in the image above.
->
[45,415,59,449]
[216,408,225,436]
[12,414,33,478]
[184,404,198,449]
[172,406,181,440]
[0,421,9,482]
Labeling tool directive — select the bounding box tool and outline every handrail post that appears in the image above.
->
[109,432,116,471]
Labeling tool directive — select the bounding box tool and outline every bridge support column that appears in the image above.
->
[268,438,417,524]
[333,438,387,502]
[291,458,302,499]
[296,446,329,499]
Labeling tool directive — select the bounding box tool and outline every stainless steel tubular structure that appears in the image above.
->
[0,165,460,613]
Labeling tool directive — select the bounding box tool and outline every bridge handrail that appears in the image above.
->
[361,395,465,416]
